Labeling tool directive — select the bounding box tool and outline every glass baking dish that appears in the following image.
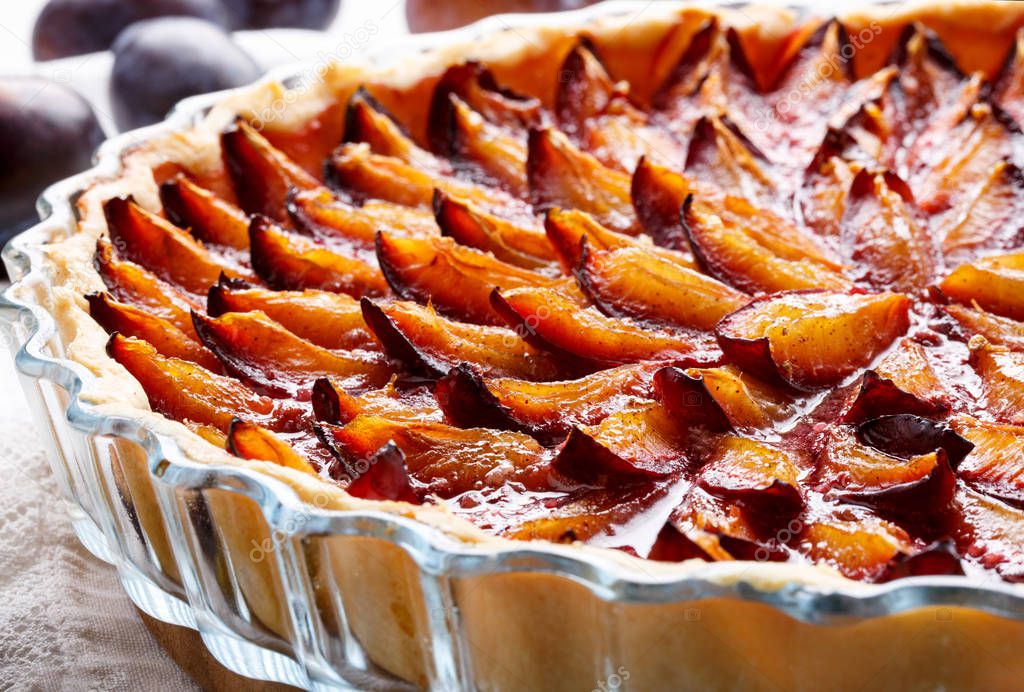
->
[5,1,1024,689]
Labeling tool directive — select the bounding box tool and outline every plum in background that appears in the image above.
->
[0,77,105,262]
[32,0,228,61]
[405,0,597,33]
[221,0,341,29]
[109,17,261,131]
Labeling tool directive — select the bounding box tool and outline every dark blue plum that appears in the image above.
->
[221,0,341,29]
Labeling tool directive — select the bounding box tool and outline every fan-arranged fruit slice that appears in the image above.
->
[312,377,443,426]
[798,126,866,239]
[227,420,318,476]
[576,244,749,331]
[840,170,935,293]
[434,191,556,270]
[969,340,1024,425]
[553,401,686,483]
[952,484,1024,581]
[938,160,1024,264]
[192,310,390,399]
[287,187,438,250]
[342,442,420,503]
[698,435,805,520]
[442,94,528,196]
[796,514,912,582]
[160,175,250,250]
[554,40,620,138]
[359,299,565,381]
[221,118,320,221]
[653,364,795,433]
[93,239,201,335]
[493,286,717,368]
[841,338,950,421]
[716,290,911,389]
[107,333,306,432]
[104,196,253,296]
[316,415,551,496]
[940,251,1024,320]
[376,233,572,326]
[945,303,1024,352]
[526,127,639,234]
[668,483,773,562]
[87,292,220,371]
[682,194,849,294]
[952,415,1024,508]
[684,115,777,207]
[434,361,660,444]
[249,215,389,297]
[344,87,448,173]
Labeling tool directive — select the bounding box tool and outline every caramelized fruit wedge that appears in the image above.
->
[938,160,1024,263]
[526,127,639,234]
[970,340,1024,425]
[577,245,749,331]
[945,303,1024,352]
[160,175,250,250]
[493,286,717,368]
[106,333,305,432]
[434,191,555,270]
[654,364,794,432]
[797,514,912,582]
[682,195,850,294]
[952,416,1024,508]
[995,28,1024,127]
[227,420,317,476]
[249,215,389,297]
[426,61,542,153]
[221,118,320,220]
[360,299,564,381]
[669,484,775,562]
[326,142,524,215]
[445,94,528,196]
[553,401,685,483]
[192,310,390,399]
[87,292,220,371]
[376,233,570,326]
[104,196,252,295]
[651,18,721,114]
[684,115,776,206]
[716,290,911,390]
[842,338,949,421]
[311,377,442,426]
[208,280,375,351]
[434,361,659,443]
[344,442,420,503]
[940,251,1024,320]
[798,126,864,238]
[316,415,550,496]
[630,157,703,249]
[554,40,618,137]
[544,206,695,274]
[287,187,437,250]
[344,87,447,172]
[840,170,935,293]
[698,435,804,520]
[93,239,200,335]
[952,484,1024,581]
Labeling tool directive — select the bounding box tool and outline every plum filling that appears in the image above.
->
[91,19,1024,583]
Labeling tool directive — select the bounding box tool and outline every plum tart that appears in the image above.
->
[46,1,1024,593]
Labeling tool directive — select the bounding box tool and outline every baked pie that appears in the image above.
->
[30,1,1024,687]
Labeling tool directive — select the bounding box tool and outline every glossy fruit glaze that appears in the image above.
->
[89,18,1024,583]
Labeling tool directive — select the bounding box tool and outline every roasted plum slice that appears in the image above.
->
[682,195,849,294]
[951,416,1024,508]
[684,115,777,207]
[359,299,564,381]
[221,118,320,220]
[227,420,318,476]
[160,175,250,250]
[716,290,911,390]
[104,196,253,296]
[107,333,305,432]
[443,95,529,196]
[654,365,794,433]
[544,206,694,274]
[434,191,556,271]
[798,126,865,239]
[841,338,950,421]
[630,157,702,250]
[697,435,805,520]
[952,484,1024,581]
[797,514,913,582]
[995,28,1024,126]
[87,292,220,371]
[249,215,389,297]
[668,484,777,562]
[376,233,573,326]
[969,340,1024,425]
[553,402,685,484]
[938,160,1024,264]
[840,170,936,294]
[554,40,620,137]
[192,310,390,399]
[492,286,718,368]
[526,127,639,235]
[312,377,443,426]
[288,187,438,251]
[576,244,749,331]
[434,361,660,443]
[940,251,1024,320]
[316,415,551,497]
[344,87,448,173]
[944,304,1024,352]
[343,443,420,503]
[93,239,201,335]
[207,280,375,351]
[856,414,973,465]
